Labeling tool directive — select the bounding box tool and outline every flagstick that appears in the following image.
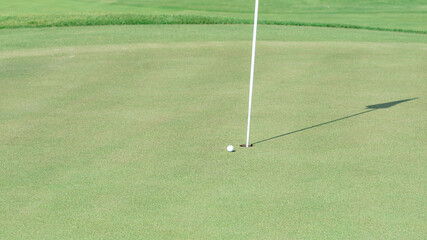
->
[245,0,259,147]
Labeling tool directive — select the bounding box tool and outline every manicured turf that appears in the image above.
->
[1,0,427,31]
[0,25,426,239]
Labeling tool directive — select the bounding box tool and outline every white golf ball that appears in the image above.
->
[227,145,234,152]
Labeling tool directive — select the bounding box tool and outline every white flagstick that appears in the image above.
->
[245,0,260,147]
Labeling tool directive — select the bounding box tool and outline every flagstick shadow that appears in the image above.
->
[252,98,417,145]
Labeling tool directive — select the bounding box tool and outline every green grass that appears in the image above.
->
[1,14,427,34]
[1,0,427,31]
[1,25,426,239]
[1,0,426,238]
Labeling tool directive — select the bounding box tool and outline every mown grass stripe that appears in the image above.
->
[1,14,426,34]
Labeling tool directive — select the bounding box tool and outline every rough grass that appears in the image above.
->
[1,0,427,32]
[0,25,426,239]
[1,14,427,34]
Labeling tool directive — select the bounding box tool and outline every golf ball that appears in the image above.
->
[227,145,234,152]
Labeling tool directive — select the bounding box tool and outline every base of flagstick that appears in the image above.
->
[240,144,254,147]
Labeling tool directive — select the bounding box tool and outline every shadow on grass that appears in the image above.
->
[252,98,418,145]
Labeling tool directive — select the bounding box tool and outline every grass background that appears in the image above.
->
[1,0,427,239]
[1,25,426,239]
[0,0,427,31]
[1,14,426,34]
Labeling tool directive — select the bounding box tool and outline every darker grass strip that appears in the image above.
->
[1,14,426,34]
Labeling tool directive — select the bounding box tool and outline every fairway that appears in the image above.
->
[1,25,426,239]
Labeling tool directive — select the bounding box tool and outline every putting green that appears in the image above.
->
[0,25,426,239]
